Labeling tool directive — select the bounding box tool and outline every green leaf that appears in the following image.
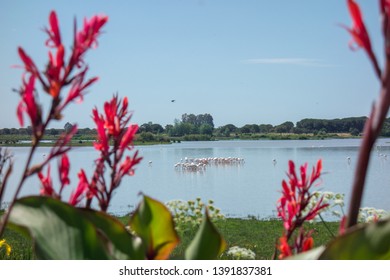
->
[130,195,179,259]
[81,209,144,259]
[7,196,144,260]
[185,209,226,260]
[319,217,390,259]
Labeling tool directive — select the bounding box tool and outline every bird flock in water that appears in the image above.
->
[145,144,389,173]
[174,157,245,172]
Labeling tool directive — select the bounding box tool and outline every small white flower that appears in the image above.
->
[333,199,344,207]
[226,246,256,260]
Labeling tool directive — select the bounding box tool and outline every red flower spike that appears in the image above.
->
[103,97,121,136]
[92,108,109,153]
[118,151,142,177]
[18,47,39,77]
[47,45,65,98]
[277,159,326,257]
[344,0,373,54]
[60,69,98,110]
[72,14,108,67]
[278,236,292,259]
[119,124,139,150]
[38,165,55,197]
[17,75,41,128]
[45,11,62,48]
[302,236,314,252]
[59,153,70,189]
[69,169,89,206]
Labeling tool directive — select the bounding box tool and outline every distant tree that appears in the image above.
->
[181,113,214,129]
[49,128,59,135]
[64,122,74,133]
[239,125,251,134]
[10,128,18,135]
[151,123,164,134]
[164,124,174,135]
[139,122,152,133]
[259,124,273,133]
[274,121,294,133]
[199,124,214,135]
[181,114,197,126]
[217,124,237,137]
[18,128,28,135]
[240,124,259,134]
[138,132,155,142]
[350,128,360,136]
[2,128,10,135]
[197,113,214,128]
[26,126,33,135]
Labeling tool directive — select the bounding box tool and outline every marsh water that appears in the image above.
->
[3,138,390,218]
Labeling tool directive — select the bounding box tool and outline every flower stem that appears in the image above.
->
[318,213,335,238]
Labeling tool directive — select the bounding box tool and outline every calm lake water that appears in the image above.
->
[3,138,390,218]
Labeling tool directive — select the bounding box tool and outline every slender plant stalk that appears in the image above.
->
[318,213,335,238]
[347,60,390,228]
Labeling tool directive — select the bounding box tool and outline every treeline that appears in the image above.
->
[3,115,390,139]
[0,126,97,136]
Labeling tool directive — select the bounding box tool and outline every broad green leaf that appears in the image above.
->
[8,196,109,259]
[319,217,390,259]
[8,196,144,260]
[185,209,226,260]
[81,209,144,259]
[130,195,179,259]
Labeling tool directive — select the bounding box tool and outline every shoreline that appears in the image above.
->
[0,133,361,148]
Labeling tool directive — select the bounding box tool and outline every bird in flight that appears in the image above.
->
[171,99,175,103]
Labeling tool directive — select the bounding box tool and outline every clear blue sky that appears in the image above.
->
[0,0,384,129]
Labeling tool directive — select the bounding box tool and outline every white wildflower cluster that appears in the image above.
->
[358,207,389,223]
[166,198,225,231]
[307,191,389,224]
[304,191,346,220]
[225,246,256,260]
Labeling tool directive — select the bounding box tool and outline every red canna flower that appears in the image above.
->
[342,0,381,78]
[88,95,142,211]
[45,11,62,48]
[119,124,139,150]
[302,236,314,252]
[58,154,70,194]
[118,151,142,177]
[78,15,108,50]
[277,159,327,258]
[104,97,121,136]
[92,108,109,153]
[17,75,41,129]
[343,0,373,54]
[17,47,40,78]
[58,68,98,112]
[72,15,108,67]
[47,44,65,98]
[69,169,90,206]
[38,165,55,197]
[278,236,292,259]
